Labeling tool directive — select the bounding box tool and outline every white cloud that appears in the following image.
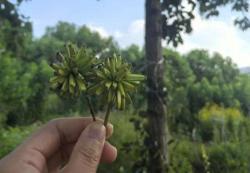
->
[122,16,250,68]
[87,24,109,38]
[129,19,145,34]
[176,14,250,67]
[114,31,124,39]
[112,19,145,48]
[85,17,250,68]
[84,21,145,48]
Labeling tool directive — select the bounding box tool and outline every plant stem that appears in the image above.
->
[104,101,112,126]
[86,96,96,121]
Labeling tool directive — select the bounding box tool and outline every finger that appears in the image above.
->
[106,124,113,139]
[62,122,106,173]
[47,143,74,172]
[21,117,113,159]
[48,141,117,171]
[100,141,117,163]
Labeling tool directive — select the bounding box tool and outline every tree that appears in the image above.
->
[0,0,32,57]
[34,22,119,62]
[185,50,239,83]
[145,1,168,172]
[163,49,195,134]
[234,74,250,116]
[0,52,37,125]
[145,0,249,172]
[121,44,144,70]
[186,50,240,116]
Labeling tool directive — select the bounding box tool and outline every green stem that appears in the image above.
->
[104,101,112,127]
[86,96,96,121]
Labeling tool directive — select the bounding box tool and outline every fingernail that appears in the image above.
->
[88,123,106,141]
[106,123,113,138]
[107,123,113,131]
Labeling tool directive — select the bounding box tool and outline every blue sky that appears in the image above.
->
[19,0,144,39]
[19,0,250,67]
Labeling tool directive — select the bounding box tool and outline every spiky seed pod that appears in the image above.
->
[88,54,145,110]
[49,44,145,126]
[49,43,96,98]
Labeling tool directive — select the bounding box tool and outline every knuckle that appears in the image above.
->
[48,118,59,125]
[78,145,100,167]
[46,119,57,128]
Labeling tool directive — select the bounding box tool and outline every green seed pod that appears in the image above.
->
[49,43,96,98]
[88,54,145,110]
[49,44,145,126]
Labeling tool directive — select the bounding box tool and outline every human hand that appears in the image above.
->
[0,117,117,173]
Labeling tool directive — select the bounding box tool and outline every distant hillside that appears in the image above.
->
[240,67,250,74]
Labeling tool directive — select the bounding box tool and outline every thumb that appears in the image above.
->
[62,122,106,173]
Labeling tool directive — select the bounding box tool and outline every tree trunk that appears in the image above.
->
[145,0,168,172]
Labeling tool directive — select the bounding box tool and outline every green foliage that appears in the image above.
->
[161,0,250,47]
[199,104,243,124]
[169,140,196,173]
[207,142,250,173]
[121,44,144,65]
[201,145,210,173]
[164,49,195,133]
[0,0,32,56]
[24,59,53,123]
[168,138,250,173]
[99,112,140,173]
[186,50,239,83]
[0,54,35,122]
[198,104,244,142]
[234,74,250,116]
[197,0,250,30]
[0,5,250,171]
[0,52,53,125]
[43,22,119,57]
[0,124,39,158]
[164,49,245,135]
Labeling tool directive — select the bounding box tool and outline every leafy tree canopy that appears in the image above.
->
[161,0,250,47]
[0,0,32,56]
